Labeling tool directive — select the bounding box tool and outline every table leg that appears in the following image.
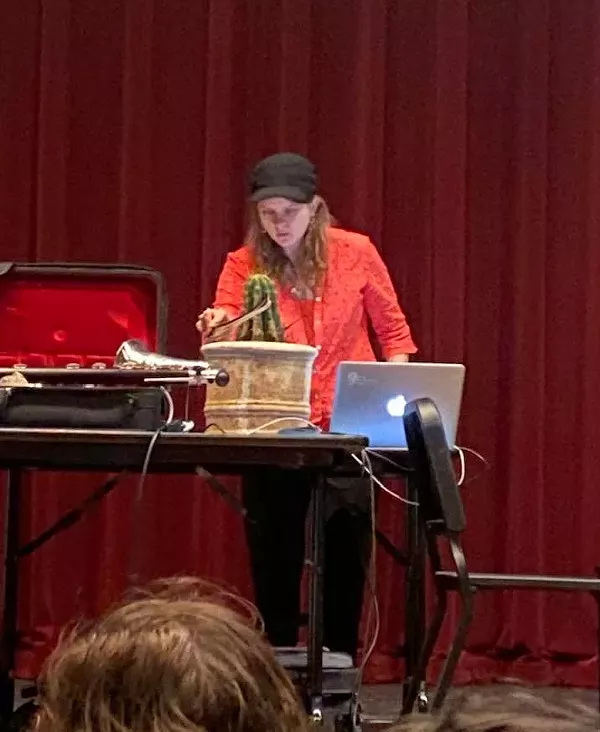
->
[403,472,426,707]
[0,469,22,723]
[306,471,325,723]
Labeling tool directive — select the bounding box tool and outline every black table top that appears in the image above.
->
[0,427,370,473]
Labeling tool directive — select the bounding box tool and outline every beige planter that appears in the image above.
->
[200,341,318,434]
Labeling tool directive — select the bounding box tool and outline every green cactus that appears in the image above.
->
[236,274,285,342]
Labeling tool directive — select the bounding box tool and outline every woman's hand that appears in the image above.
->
[196,307,230,337]
[388,353,410,363]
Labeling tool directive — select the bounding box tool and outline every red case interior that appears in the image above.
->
[0,263,168,682]
[0,263,166,368]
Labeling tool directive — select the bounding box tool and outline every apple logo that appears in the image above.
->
[386,394,407,417]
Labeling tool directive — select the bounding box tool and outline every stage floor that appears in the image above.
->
[360,684,596,727]
[14,680,597,728]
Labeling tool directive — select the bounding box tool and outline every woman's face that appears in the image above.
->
[257,197,313,251]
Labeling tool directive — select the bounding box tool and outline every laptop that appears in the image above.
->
[329,362,466,449]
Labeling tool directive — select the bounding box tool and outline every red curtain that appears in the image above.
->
[1,0,600,687]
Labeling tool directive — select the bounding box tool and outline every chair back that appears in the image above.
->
[403,397,466,535]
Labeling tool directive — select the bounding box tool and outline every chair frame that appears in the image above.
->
[400,397,600,715]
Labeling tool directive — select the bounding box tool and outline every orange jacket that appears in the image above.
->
[213,227,417,426]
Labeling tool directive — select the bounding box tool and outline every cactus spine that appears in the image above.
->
[236,274,285,342]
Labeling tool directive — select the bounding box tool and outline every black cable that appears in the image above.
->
[17,473,124,559]
[196,423,254,520]
[195,467,250,520]
[126,426,165,585]
[15,389,175,562]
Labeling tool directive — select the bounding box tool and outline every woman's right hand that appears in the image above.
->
[196,307,230,337]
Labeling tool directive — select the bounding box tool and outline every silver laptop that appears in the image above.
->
[329,362,466,449]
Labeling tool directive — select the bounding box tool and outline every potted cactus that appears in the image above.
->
[236,274,285,342]
[201,274,318,434]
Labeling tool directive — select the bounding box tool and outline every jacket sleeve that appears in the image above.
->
[212,250,250,317]
[361,238,418,358]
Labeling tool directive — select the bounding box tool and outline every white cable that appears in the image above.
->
[365,448,412,472]
[454,444,491,488]
[456,445,466,486]
[459,445,490,470]
[355,583,380,714]
[160,386,175,425]
[245,417,322,434]
[230,418,419,506]
[351,452,418,507]
[351,451,380,726]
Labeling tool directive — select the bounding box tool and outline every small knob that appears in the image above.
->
[215,369,230,387]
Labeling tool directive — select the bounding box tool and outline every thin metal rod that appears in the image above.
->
[306,471,325,721]
[403,472,426,706]
[0,469,22,723]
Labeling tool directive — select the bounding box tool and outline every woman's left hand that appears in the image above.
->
[388,354,410,363]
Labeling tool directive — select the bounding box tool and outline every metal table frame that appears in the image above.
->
[0,428,425,723]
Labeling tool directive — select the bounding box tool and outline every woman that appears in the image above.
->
[197,152,417,659]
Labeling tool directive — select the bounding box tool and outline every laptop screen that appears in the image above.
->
[329,362,466,449]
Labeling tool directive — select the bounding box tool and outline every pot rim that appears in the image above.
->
[201,341,318,355]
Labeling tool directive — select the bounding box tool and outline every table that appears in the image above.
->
[0,428,424,723]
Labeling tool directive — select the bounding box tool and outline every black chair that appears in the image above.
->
[400,397,600,714]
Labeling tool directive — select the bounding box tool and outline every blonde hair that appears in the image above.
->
[246,195,333,286]
[36,577,308,732]
[390,691,599,732]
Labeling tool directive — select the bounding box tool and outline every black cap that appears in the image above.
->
[249,153,317,203]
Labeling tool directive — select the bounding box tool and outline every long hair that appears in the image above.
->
[246,195,333,287]
[36,577,308,732]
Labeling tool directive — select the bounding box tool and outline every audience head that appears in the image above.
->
[391,690,599,732]
[36,576,308,732]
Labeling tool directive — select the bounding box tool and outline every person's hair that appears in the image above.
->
[246,195,333,286]
[35,576,308,732]
[389,691,599,732]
